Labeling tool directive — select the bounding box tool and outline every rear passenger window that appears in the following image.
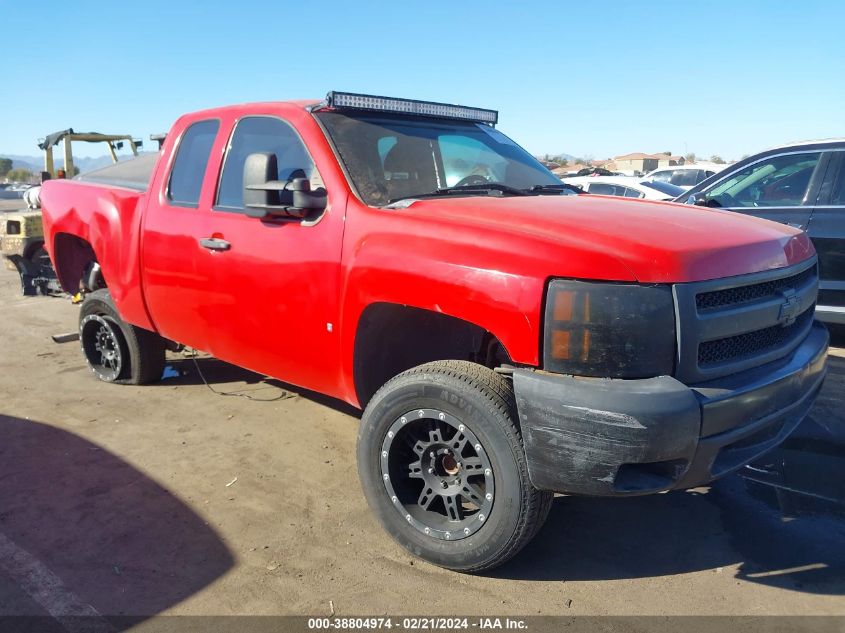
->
[168,119,219,207]
[216,116,320,212]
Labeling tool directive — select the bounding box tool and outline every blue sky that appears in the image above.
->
[1,0,843,160]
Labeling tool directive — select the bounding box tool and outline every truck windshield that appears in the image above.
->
[314,112,562,206]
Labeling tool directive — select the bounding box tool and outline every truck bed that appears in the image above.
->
[74,153,158,192]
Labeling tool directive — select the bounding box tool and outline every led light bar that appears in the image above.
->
[325,91,498,125]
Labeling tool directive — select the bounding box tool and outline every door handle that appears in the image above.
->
[199,237,231,251]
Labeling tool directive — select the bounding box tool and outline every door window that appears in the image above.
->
[587,182,617,195]
[705,152,821,208]
[670,169,701,187]
[167,119,220,207]
[216,116,321,212]
[828,156,845,205]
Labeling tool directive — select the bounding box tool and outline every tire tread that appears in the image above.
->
[365,360,553,572]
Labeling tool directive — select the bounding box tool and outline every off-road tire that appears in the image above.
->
[78,289,166,385]
[358,360,553,573]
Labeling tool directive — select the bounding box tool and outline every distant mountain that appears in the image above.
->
[1,153,146,175]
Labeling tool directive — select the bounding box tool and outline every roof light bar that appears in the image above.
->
[325,91,498,125]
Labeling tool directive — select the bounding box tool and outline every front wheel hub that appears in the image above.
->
[380,408,495,541]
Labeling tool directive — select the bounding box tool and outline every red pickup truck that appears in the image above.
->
[40,92,828,572]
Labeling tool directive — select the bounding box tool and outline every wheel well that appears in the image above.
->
[353,303,511,408]
[52,233,98,292]
[21,240,45,261]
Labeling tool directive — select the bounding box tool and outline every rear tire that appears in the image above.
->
[357,360,552,573]
[78,289,166,384]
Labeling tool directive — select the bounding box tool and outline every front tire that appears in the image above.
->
[78,289,166,385]
[357,360,552,573]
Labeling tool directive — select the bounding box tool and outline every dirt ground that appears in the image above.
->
[1,243,844,620]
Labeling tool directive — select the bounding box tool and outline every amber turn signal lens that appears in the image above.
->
[551,329,571,360]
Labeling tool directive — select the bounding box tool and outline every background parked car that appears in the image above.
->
[562,175,685,200]
[675,139,845,325]
[644,164,724,190]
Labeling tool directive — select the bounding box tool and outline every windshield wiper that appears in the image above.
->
[526,183,584,195]
[387,183,530,205]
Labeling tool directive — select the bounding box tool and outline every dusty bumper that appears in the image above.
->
[513,323,829,496]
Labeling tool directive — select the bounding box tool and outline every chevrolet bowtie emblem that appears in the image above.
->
[777,288,800,326]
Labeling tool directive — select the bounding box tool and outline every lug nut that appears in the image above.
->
[427,467,434,474]
[485,492,493,500]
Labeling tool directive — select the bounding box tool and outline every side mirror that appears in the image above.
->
[686,193,709,207]
[243,152,327,219]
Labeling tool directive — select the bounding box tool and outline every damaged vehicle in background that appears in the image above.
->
[39,92,828,572]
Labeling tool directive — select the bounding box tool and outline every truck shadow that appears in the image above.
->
[158,355,361,416]
[495,353,845,594]
[495,475,845,594]
[0,414,234,622]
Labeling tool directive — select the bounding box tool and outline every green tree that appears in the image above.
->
[685,152,696,163]
[710,155,726,164]
[0,157,12,177]
[6,168,33,182]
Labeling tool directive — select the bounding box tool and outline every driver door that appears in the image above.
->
[198,114,345,396]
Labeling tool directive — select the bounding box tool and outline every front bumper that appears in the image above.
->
[512,323,829,496]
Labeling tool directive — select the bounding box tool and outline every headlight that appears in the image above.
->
[543,280,676,379]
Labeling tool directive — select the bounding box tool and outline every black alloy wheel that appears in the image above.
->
[381,407,495,541]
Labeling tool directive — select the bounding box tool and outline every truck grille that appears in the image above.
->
[674,259,819,383]
[698,306,814,367]
[696,266,816,311]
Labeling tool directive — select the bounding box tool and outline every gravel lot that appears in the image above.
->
[1,225,844,620]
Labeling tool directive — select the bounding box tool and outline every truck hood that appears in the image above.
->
[398,194,815,283]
